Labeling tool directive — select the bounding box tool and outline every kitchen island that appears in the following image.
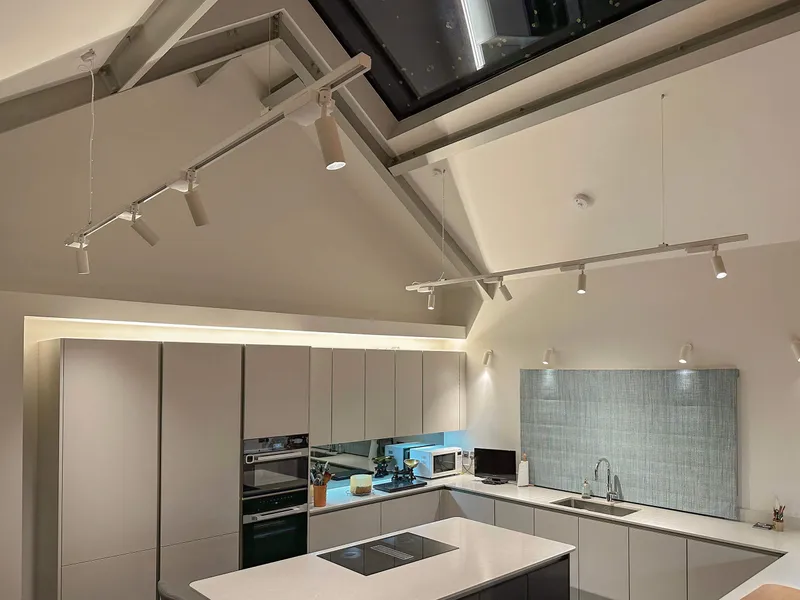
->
[191,517,574,600]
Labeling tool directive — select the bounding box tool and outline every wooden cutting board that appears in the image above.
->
[743,585,800,599]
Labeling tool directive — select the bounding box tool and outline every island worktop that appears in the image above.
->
[191,517,574,600]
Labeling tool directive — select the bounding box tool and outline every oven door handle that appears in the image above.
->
[245,450,307,464]
[243,504,308,524]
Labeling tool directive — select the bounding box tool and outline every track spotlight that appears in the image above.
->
[129,208,160,247]
[482,350,493,366]
[711,246,727,279]
[679,343,693,365]
[498,279,513,301]
[427,290,436,311]
[543,348,554,365]
[577,265,587,294]
[316,90,346,171]
[184,180,209,227]
[792,340,800,363]
[75,237,90,275]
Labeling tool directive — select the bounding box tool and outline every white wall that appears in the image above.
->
[454,241,800,522]
[0,290,464,600]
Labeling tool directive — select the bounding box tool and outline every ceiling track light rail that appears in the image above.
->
[64,53,371,256]
[406,234,748,293]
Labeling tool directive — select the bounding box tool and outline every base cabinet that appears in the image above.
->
[579,518,629,600]
[534,509,579,600]
[687,539,778,600]
[630,528,687,600]
[439,490,495,524]
[495,500,534,536]
[310,504,382,552]
[458,556,571,600]
[160,533,239,594]
[61,549,156,600]
[381,491,441,534]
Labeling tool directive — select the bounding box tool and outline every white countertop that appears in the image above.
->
[310,474,800,598]
[191,518,574,600]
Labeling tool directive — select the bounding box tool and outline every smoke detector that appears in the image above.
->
[573,193,594,210]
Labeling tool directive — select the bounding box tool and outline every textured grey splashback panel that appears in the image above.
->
[520,369,738,519]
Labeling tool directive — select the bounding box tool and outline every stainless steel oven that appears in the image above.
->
[242,434,309,498]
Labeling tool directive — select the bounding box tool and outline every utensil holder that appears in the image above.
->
[773,520,785,532]
[313,484,327,508]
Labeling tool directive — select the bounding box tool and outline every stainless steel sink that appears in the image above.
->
[551,497,640,517]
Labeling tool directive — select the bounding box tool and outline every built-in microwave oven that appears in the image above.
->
[409,446,462,479]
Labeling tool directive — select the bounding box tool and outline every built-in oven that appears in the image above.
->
[241,434,309,568]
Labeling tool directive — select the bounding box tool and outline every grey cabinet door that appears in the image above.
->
[331,349,365,443]
[365,349,395,439]
[422,352,460,433]
[61,340,159,565]
[244,345,310,439]
[494,500,534,536]
[534,509,579,600]
[161,343,242,546]
[160,533,239,593]
[309,504,381,552]
[380,491,441,534]
[395,350,423,436]
[61,549,156,600]
[687,539,778,600]
[310,348,333,445]
[630,528,687,600]
[579,517,629,600]
[439,490,495,524]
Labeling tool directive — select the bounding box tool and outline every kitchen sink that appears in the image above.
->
[551,497,640,517]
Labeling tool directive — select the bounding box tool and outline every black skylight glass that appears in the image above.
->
[310,0,664,119]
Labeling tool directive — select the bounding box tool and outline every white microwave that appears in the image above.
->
[409,446,462,479]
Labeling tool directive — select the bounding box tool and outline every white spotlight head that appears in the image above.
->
[577,266,587,295]
[129,209,160,247]
[316,93,346,170]
[679,343,693,365]
[543,348,554,366]
[75,237,90,275]
[184,182,209,227]
[427,290,435,311]
[792,340,800,363]
[499,280,513,301]
[712,247,727,279]
[482,350,493,366]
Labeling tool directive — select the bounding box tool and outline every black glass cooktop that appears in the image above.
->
[318,532,458,576]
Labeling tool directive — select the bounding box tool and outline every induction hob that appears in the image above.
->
[318,532,457,576]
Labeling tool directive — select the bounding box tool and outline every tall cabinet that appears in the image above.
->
[160,343,242,591]
[37,339,160,600]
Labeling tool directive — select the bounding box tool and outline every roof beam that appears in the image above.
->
[105,0,223,92]
[388,0,800,175]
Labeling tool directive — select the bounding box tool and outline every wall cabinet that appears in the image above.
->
[395,350,423,436]
[61,549,156,600]
[310,348,333,445]
[244,345,310,438]
[579,517,629,600]
[161,343,242,547]
[365,349,395,439]
[439,490,495,524]
[310,504,381,552]
[331,349,366,443]
[380,491,441,534]
[423,352,461,433]
[687,539,778,600]
[534,509,579,600]
[494,500,534,536]
[630,528,687,600]
[159,533,239,594]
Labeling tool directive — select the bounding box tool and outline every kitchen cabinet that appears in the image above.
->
[309,504,381,552]
[687,539,778,600]
[160,533,239,594]
[479,574,527,600]
[61,549,156,600]
[59,340,160,566]
[365,349,395,439]
[579,517,629,600]
[310,348,333,445]
[244,345,310,438]
[534,509,579,600]
[422,352,461,433]
[331,349,365,443]
[395,350,423,436]
[439,490,494,524]
[161,343,241,547]
[630,528,687,600]
[380,491,441,534]
[494,500,534,536]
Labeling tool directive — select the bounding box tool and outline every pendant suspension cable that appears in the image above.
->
[439,168,446,281]
[660,93,666,246]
